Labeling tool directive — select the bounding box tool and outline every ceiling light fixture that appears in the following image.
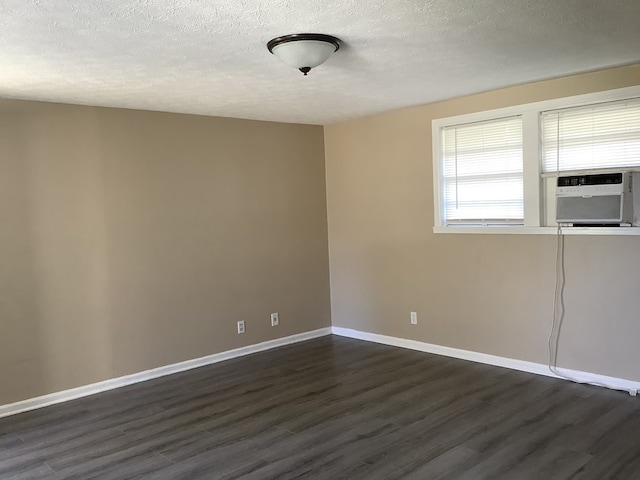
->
[267,33,341,76]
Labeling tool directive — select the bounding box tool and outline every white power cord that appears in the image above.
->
[547,224,565,378]
[547,224,634,394]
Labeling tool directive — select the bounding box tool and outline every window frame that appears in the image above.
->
[432,85,640,235]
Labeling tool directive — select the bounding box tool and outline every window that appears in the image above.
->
[442,117,523,225]
[541,98,640,174]
[432,86,640,234]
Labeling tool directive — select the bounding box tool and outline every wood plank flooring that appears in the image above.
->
[1,335,639,479]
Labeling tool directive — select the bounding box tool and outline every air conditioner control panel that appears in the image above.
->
[557,172,623,187]
[557,184,624,196]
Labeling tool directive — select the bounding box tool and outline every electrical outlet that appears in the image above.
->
[237,320,245,334]
[271,312,279,327]
[410,312,418,325]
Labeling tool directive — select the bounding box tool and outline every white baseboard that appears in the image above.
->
[0,327,332,419]
[332,326,640,396]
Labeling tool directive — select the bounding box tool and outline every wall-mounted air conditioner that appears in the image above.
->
[555,172,633,225]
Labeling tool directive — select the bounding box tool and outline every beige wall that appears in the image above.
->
[0,101,331,405]
[325,64,640,382]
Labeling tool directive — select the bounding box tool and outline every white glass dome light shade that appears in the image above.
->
[267,34,341,75]
[271,40,336,69]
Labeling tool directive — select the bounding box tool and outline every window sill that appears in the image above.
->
[433,226,640,236]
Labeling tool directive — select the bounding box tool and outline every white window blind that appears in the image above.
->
[442,116,523,225]
[541,97,640,173]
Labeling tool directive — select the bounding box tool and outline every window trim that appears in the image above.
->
[432,85,640,235]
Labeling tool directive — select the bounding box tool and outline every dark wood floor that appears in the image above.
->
[1,335,639,479]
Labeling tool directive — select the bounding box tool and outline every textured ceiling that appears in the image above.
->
[0,0,639,125]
